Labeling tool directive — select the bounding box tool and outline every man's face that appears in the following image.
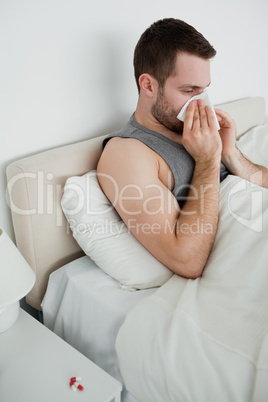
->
[151,52,211,134]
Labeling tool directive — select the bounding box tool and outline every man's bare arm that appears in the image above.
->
[97,100,222,279]
[215,108,268,187]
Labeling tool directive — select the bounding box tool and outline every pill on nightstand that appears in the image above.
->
[73,381,84,390]
[70,376,82,382]
[69,382,77,392]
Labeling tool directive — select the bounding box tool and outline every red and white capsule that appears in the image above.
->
[69,382,77,392]
[70,377,82,382]
[74,382,84,391]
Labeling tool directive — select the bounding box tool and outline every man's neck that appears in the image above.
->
[134,107,183,144]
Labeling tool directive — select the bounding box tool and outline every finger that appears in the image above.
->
[206,105,218,128]
[192,102,201,130]
[214,108,233,122]
[214,108,226,123]
[214,108,229,117]
[197,99,208,128]
[183,100,197,130]
[214,108,235,127]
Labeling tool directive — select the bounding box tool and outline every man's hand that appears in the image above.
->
[214,108,237,163]
[182,99,222,166]
[215,107,268,188]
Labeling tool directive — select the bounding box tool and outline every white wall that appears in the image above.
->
[1,0,268,240]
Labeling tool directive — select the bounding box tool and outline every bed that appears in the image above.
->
[6,96,268,402]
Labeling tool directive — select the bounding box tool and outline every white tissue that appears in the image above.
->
[177,91,220,130]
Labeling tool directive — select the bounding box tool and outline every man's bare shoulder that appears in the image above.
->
[98,137,158,172]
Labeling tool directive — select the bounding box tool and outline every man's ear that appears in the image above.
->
[138,73,157,97]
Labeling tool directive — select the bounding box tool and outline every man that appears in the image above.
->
[97,18,268,279]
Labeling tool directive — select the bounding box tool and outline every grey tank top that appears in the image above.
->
[103,114,229,206]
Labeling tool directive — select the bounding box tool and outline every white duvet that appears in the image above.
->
[115,127,268,402]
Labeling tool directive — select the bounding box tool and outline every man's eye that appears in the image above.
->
[183,90,194,94]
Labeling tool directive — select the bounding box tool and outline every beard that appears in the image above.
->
[151,89,184,134]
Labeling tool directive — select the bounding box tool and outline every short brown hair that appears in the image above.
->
[134,18,216,92]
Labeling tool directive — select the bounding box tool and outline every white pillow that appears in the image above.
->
[236,125,268,167]
[61,170,173,290]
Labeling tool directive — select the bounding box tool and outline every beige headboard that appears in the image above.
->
[6,97,266,310]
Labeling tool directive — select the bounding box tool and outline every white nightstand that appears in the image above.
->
[0,308,122,402]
